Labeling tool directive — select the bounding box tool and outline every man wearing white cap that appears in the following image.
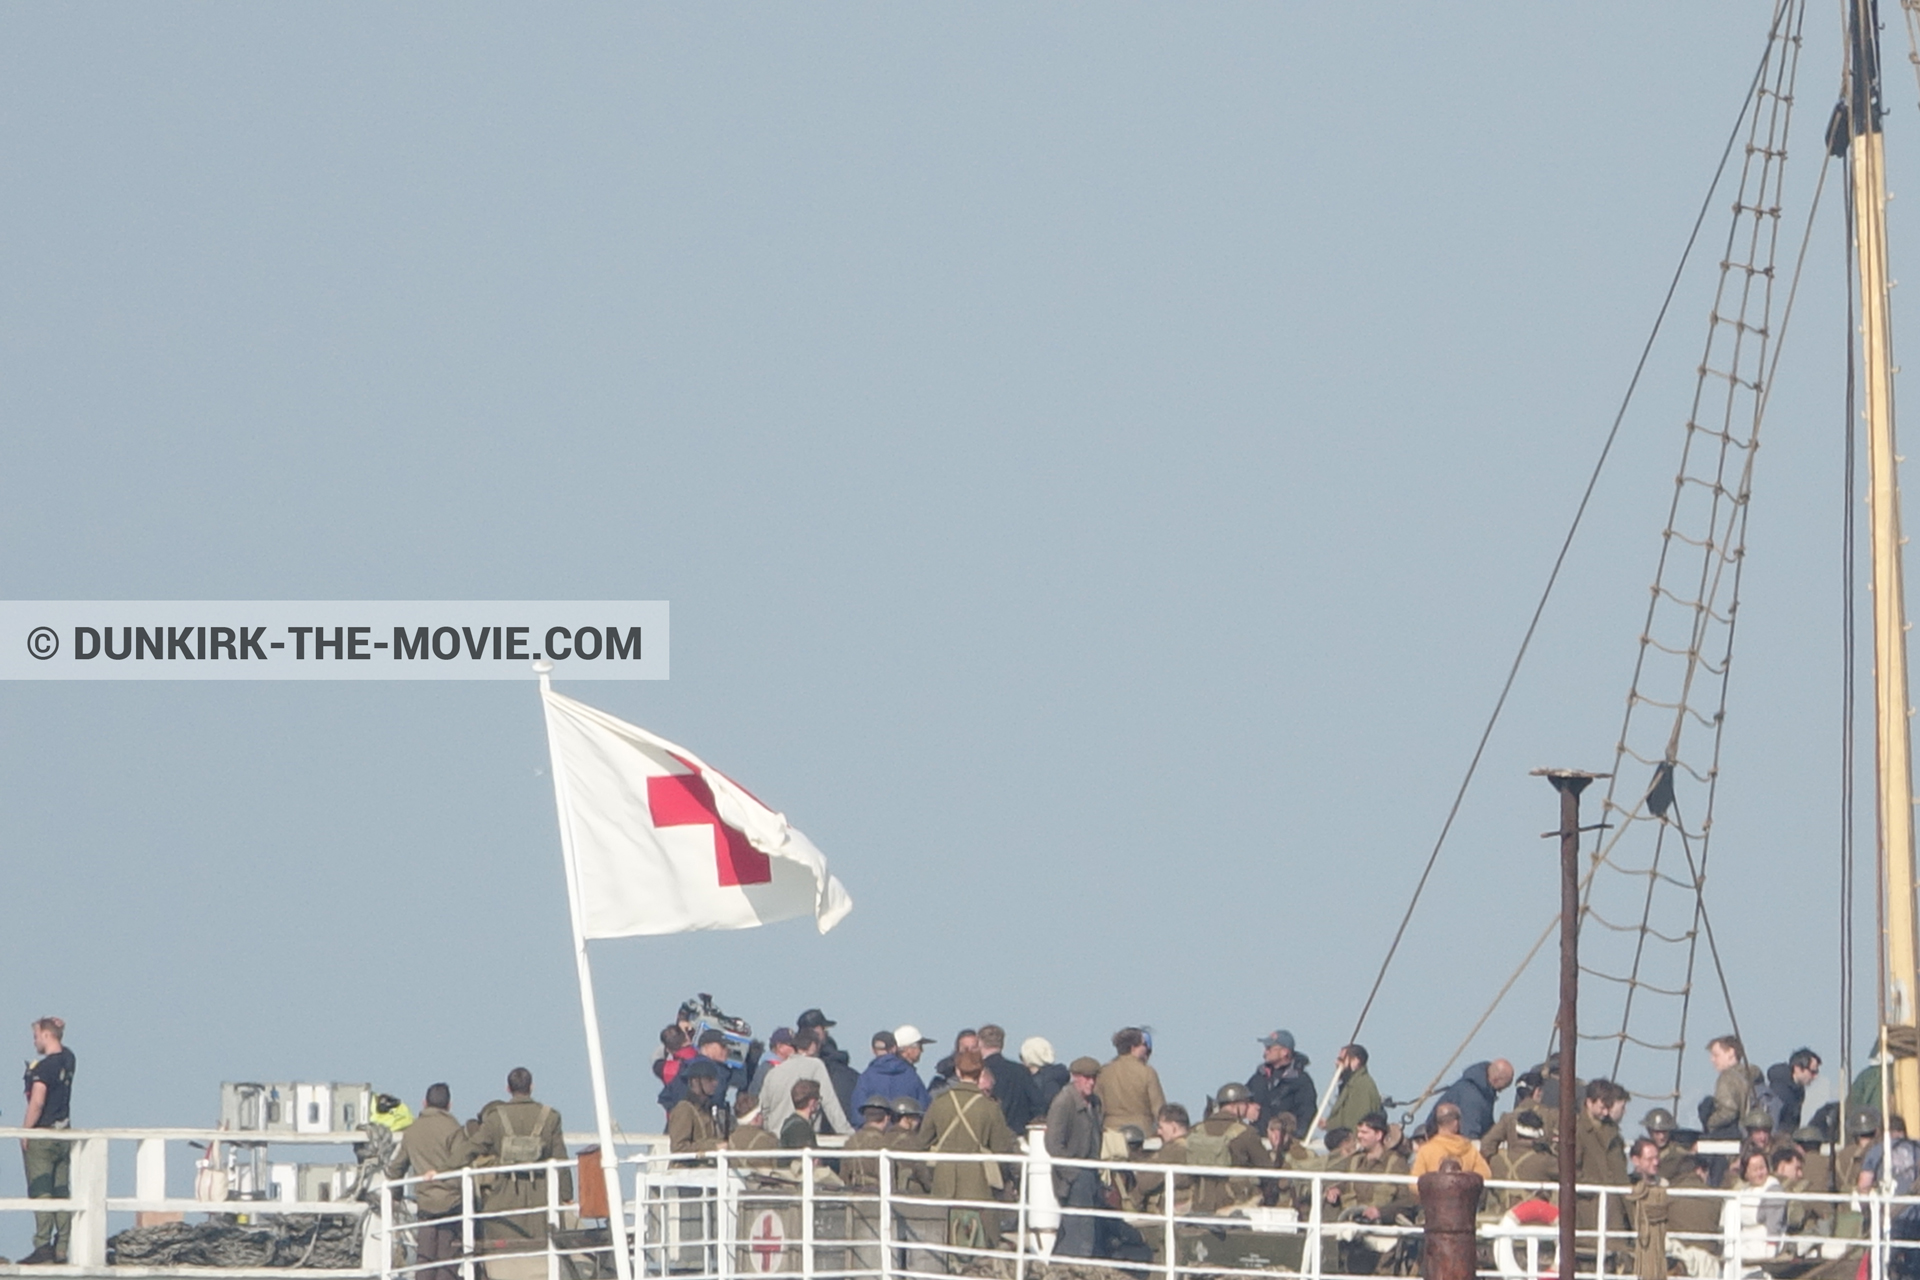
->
[850,1025,934,1113]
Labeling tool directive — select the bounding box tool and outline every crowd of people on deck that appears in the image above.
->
[378,1004,1920,1280]
[630,1000,1920,1275]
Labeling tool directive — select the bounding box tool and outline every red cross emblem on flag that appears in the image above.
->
[648,768,773,887]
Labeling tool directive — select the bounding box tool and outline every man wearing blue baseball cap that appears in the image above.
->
[1248,1030,1316,1130]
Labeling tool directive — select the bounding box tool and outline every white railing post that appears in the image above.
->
[547,1159,562,1280]
[68,1135,108,1269]
[461,1170,476,1280]
[1875,1193,1890,1280]
[1164,1165,1178,1280]
[135,1136,167,1204]
[718,1150,735,1280]
[379,1179,395,1280]
[1303,1167,1324,1280]
[1589,1189,1605,1280]
[879,1148,894,1280]
[802,1149,816,1280]
[1015,1153,1031,1280]
[1722,1187,1742,1280]
[641,1159,656,1274]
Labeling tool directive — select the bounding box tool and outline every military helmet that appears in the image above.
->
[1642,1107,1677,1132]
[1850,1109,1882,1138]
[1119,1125,1147,1147]
[1742,1109,1775,1131]
[1215,1083,1252,1106]
[890,1096,924,1119]
[1793,1126,1826,1145]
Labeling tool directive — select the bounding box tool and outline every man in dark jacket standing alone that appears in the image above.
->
[1248,1031,1316,1130]
[1428,1059,1513,1141]
[21,1017,75,1266]
[1046,1059,1105,1258]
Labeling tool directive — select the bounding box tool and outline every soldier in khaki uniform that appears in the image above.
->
[1134,1105,1192,1217]
[1837,1111,1880,1218]
[1623,1136,1677,1273]
[1639,1108,1693,1182]
[1665,1154,1722,1246]
[1481,1071,1555,1159]
[467,1068,570,1254]
[1112,1126,1149,1213]
[885,1097,932,1196]
[1325,1113,1411,1276]
[1095,1028,1167,1136]
[1486,1112,1556,1214]
[386,1084,474,1280]
[839,1099,894,1190]
[1187,1083,1271,1214]
[724,1092,783,1184]
[1264,1112,1317,1208]
[667,1061,725,1156]
[919,1050,1017,1248]
[1573,1081,1628,1231]
[1719,1111,1783,1188]
[730,1094,780,1153]
[1268,1112,1318,1169]
[1796,1126,1838,1196]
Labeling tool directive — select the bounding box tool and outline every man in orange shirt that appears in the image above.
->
[1412,1102,1492,1179]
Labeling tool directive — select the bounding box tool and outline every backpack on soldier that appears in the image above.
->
[1188,1121,1244,1168]
[498,1104,552,1167]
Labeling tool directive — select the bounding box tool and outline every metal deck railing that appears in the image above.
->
[374,1143,1920,1280]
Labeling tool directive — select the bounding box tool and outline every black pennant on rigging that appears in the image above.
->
[1646,760,1677,820]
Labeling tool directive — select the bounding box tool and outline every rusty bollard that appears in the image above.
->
[1418,1168,1484,1280]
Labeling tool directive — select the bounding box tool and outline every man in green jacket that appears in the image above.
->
[387,1084,473,1280]
[1324,1045,1383,1136]
[920,1050,1017,1248]
[1702,1035,1762,1137]
[467,1068,570,1254]
[1573,1080,1629,1231]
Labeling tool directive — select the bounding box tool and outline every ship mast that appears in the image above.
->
[1844,0,1920,1126]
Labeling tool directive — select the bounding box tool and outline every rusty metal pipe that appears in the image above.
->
[1535,769,1600,1280]
[1418,1167,1484,1280]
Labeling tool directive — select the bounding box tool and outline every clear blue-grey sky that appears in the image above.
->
[0,0,1891,1210]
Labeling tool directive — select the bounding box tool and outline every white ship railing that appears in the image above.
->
[0,1126,654,1276]
[370,1143,1920,1280]
[0,1127,1910,1280]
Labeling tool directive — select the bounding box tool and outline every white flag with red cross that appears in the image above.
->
[541,688,853,936]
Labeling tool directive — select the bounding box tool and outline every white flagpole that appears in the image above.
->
[536,663,634,1280]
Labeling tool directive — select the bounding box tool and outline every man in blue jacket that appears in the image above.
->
[851,1026,934,1114]
[1428,1059,1513,1140]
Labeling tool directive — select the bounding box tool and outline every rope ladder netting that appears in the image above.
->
[1353,0,1855,1119]
[1565,0,1810,1108]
